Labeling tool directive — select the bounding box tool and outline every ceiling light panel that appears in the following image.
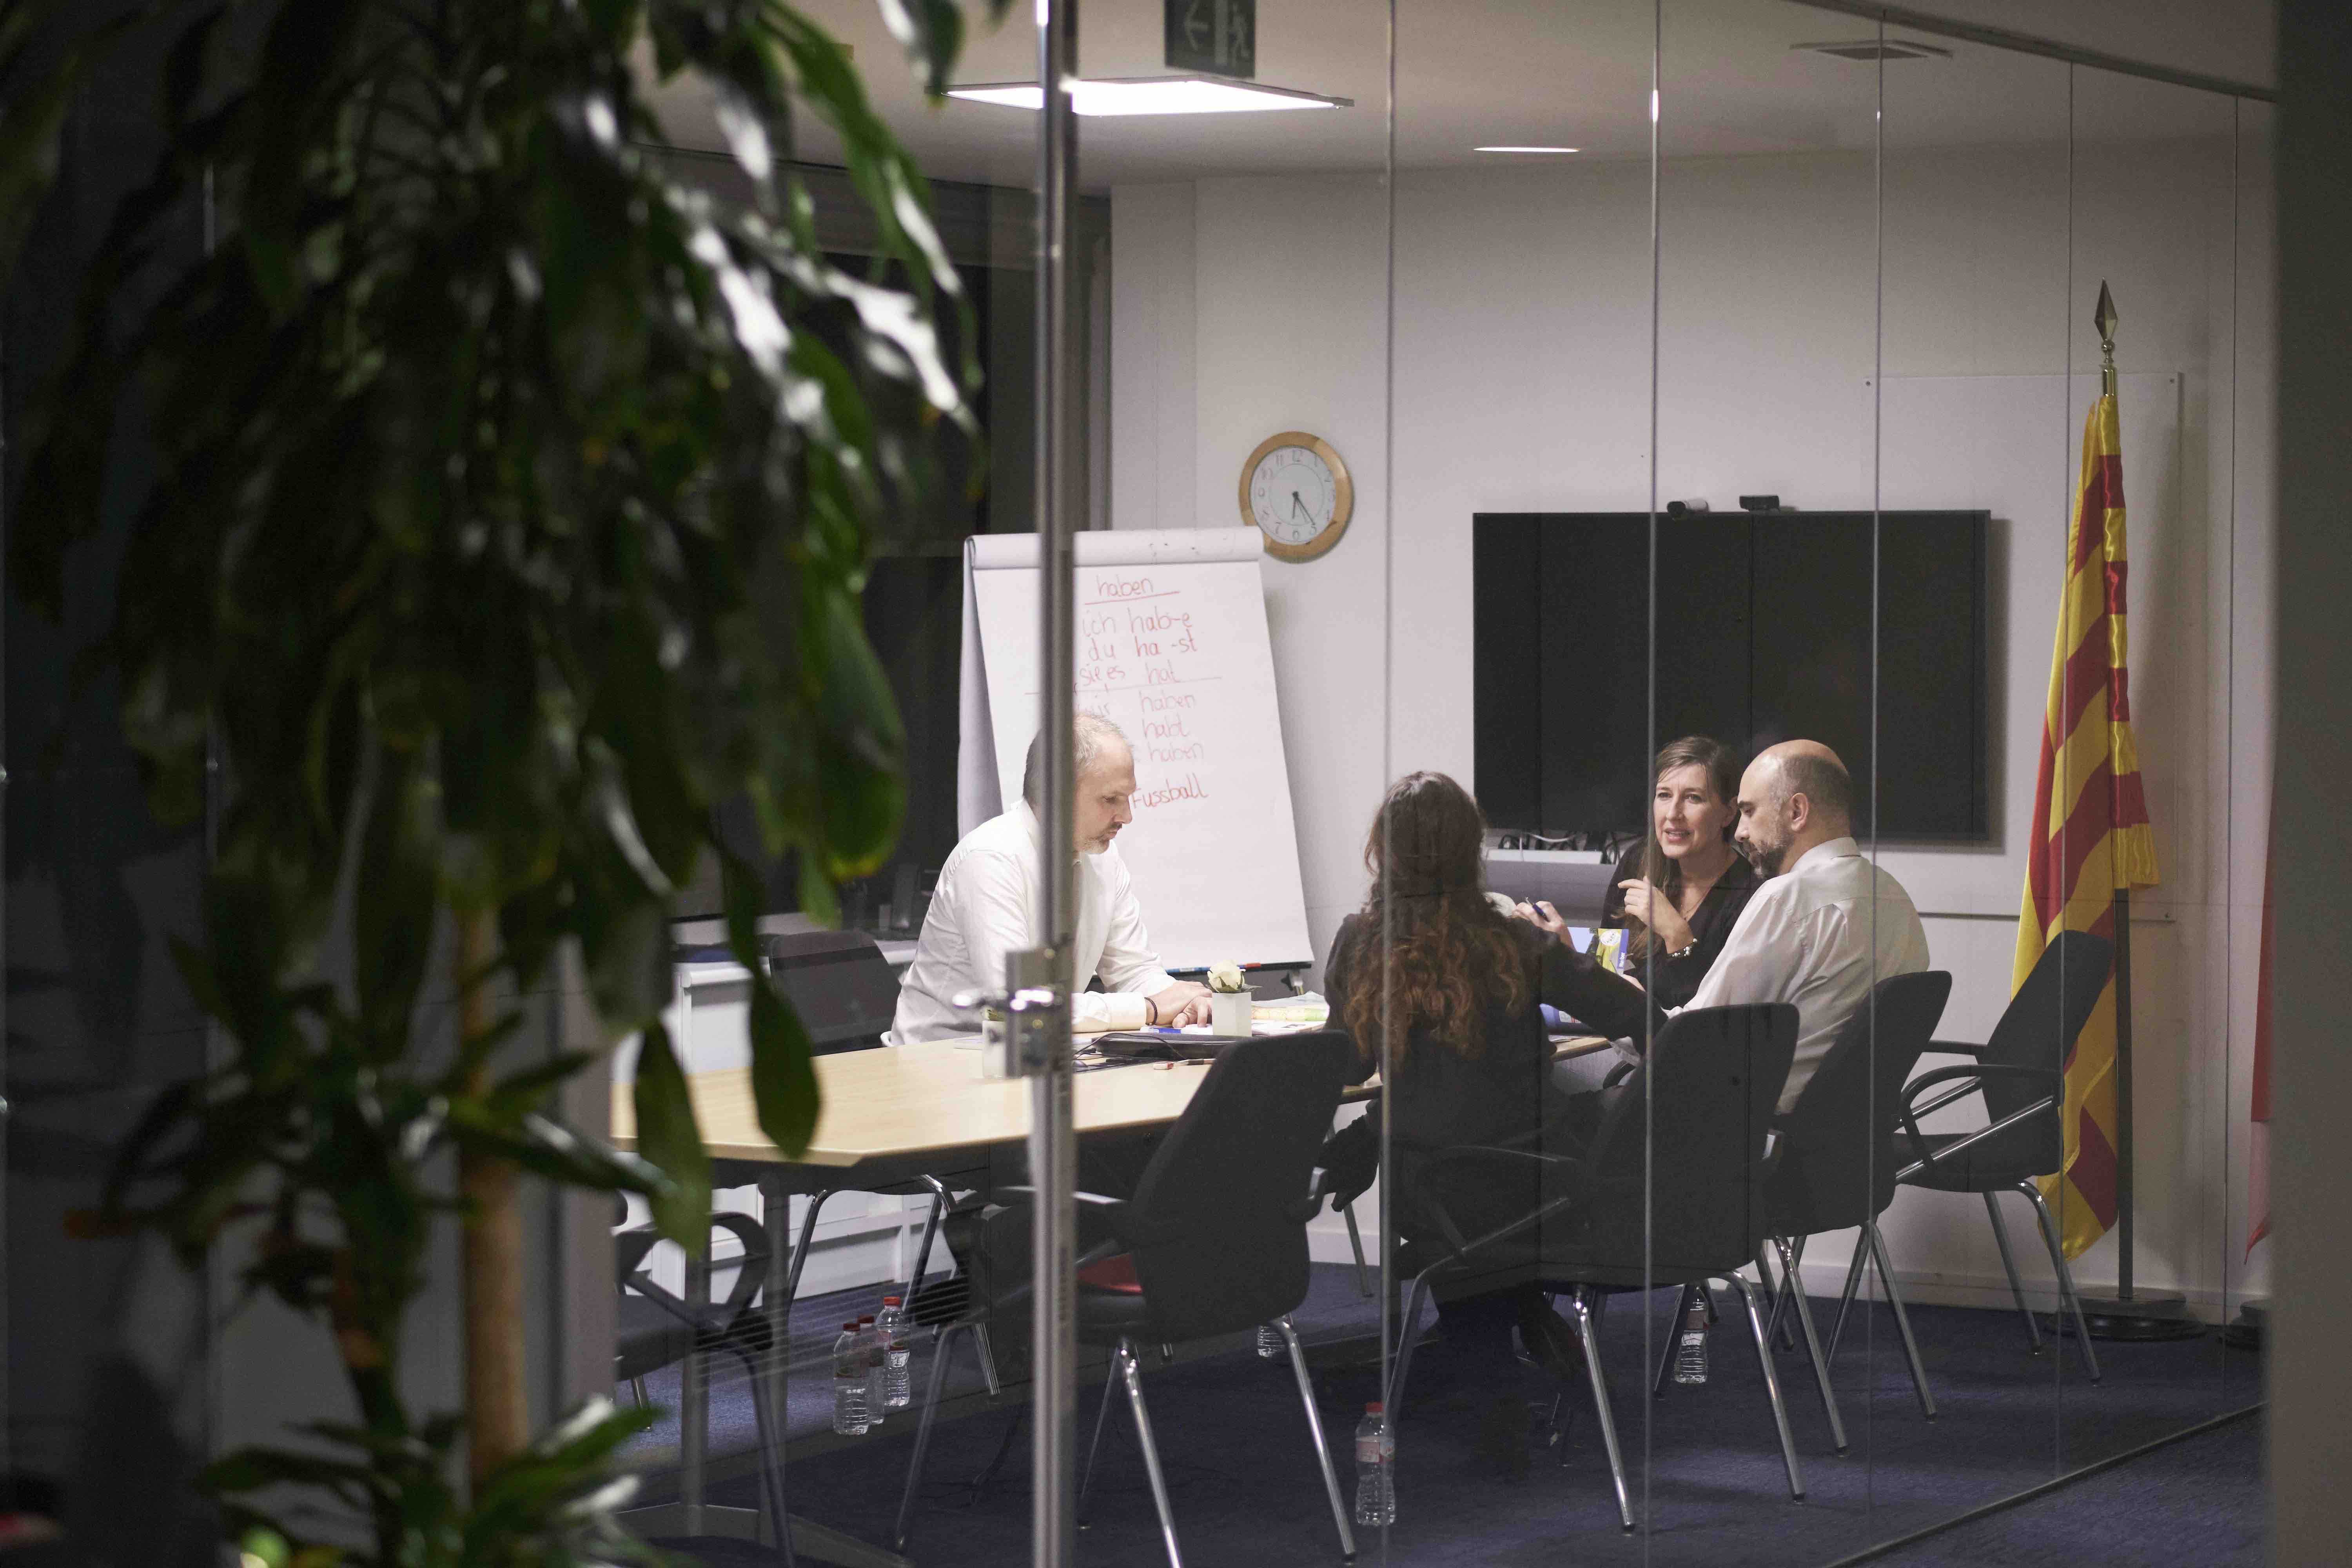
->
[947,78,1351,116]
[1791,38,1954,62]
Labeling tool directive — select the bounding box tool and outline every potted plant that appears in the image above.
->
[0,0,1004,1557]
[1207,960,1253,1036]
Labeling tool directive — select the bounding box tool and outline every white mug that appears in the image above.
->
[1209,989,1254,1037]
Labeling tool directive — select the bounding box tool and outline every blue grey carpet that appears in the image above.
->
[626,1265,2262,1566]
[1861,1412,2261,1567]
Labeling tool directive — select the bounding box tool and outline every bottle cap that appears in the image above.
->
[1365,1401,1383,1414]
[859,1314,876,1325]
[843,1321,860,1332]
[882,1295,903,1307]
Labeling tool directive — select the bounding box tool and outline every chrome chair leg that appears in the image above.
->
[1117,1336,1185,1568]
[1762,1237,1798,1352]
[1276,1316,1357,1560]
[1568,1287,1634,1532]
[973,1323,1002,1397]
[629,1376,648,1408]
[737,1344,797,1568]
[1723,1273,1805,1502]
[1772,1238,1847,1453]
[1865,1222,1937,1419]
[2019,1181,2103,1383]
[906,1177,949,1300]
[1384,1272,1435,1421]
[1826,1232,1873,1361]
[1544,1388,1577,1467]
[1984,1189,2045,1352]
[893,1321,964,1553]
[1077,1345,1123,1528]
[785,1188,835,1305]
[1342,1201,1373,1298]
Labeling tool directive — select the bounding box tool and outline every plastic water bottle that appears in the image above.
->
[877,1296,914,1410]
[831,1322,871,1435]
[1256,1322,1285,1359]
[1673,1294,1710,1385]
[856,1314,886,1426]
[1352,1403,1396,1527]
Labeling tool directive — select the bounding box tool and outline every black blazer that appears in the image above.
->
[1323,912,1660,1253]
[1601,851,1760,1011]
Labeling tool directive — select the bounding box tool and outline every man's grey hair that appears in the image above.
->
[1023,713,1129,808]
[1775,751,1855,825]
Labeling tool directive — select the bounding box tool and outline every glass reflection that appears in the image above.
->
[1871,20,2079,1534]
[1648,0,1896,1546]
[592,2,2276,1563]
[2044,61,2254,1472]
[1376,0,1662,1555]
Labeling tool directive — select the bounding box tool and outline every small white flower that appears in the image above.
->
[1208,960,1246,994]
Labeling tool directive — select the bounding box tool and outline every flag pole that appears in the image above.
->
[2072,282,2200,1340]
[2101,283,2137,1304]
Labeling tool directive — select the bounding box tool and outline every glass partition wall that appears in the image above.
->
[593,3,2272,1566]
[609,3,1044,1556]
[2049,56,2264,1467]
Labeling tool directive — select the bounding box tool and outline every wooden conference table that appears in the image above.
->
[611,1029,1612,1169]
[608,1027,1610,1566]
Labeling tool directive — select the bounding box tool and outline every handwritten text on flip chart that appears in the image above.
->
[1080,574,1220,807]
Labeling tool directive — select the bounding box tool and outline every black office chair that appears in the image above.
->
[1877,929,2113,1383]
[1385,1003,1803,1526]
[1760,970,1953,1434]
[616,1212,793,1566]
[894,1032,1361,1566]
[760,932,960,1319]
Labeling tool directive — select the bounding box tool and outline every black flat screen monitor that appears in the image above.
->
[1474,510,1991,842]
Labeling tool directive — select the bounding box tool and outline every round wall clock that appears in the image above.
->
[1239,431,1353,562]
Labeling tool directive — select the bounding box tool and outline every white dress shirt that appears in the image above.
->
[890,801,1179,1045]
[1680,836,1931,1114]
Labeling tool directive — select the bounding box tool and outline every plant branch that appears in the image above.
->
[456,907,528,1488]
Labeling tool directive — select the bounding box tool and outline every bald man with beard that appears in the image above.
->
[1677,740,1931,1112]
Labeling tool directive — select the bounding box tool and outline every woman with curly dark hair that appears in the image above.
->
[1323,772,1652,1394]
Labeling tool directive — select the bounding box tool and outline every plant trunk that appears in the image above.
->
[458,908,529,1487]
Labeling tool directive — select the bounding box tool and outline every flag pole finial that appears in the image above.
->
[2096,281,2119,396]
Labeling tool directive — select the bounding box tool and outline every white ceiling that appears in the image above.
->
[639,0,2268,191]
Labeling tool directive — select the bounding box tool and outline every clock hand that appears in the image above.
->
[1290,490,1313,526]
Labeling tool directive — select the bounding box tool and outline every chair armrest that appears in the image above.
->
[1399,1141,1592,1267]
[976,1236,1127,1320]
[985,1186,1219,1250]
[1896,1063,2062,1176]
[1316,1113,1382,1210]
[1924,1040,1987,1056]
[615,1213,771,1319]
[705,1212,772,1316]
[1421,1143,1591,1191]
[989,1185,1129,1211]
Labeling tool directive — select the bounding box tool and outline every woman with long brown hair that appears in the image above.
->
[1601,734,1758,1009]
[1323,772,1650,1394]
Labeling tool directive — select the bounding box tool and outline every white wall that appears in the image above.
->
[1111,130,2275,1313]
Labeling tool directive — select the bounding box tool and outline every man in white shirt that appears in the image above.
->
[891,714,1212,1044]
[1681,739,1931,1112]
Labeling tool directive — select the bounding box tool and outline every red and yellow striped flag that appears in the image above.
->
[2017,387,2160,1261]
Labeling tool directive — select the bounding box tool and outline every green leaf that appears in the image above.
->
[351,744,441,1053]
[745,966,820,1158]
[447,1105,668,1198]
[630,1022,710,1250]
[715,839,820,1157]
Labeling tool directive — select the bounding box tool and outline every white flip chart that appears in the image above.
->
[959,528,1313,972]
